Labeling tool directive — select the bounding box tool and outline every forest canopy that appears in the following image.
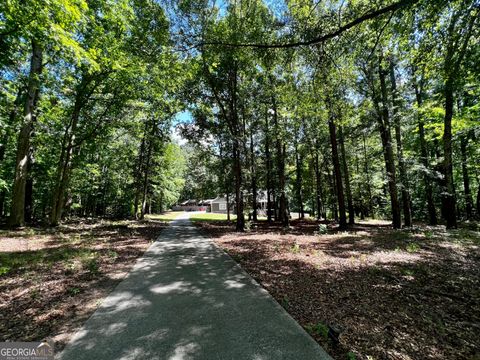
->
[0,0,479,231]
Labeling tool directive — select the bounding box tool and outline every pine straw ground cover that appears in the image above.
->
[0,218,166,352]
[196,219,480,360]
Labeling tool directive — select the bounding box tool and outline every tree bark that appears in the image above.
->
[9,40,43,227]
[250,124,257,221]
[377,59,401,229]
[328,110,347,229]
[362,132,374,218]
[24,150,33,223]
[338,125,354,225]
[295,138,304,218]
[442,75,457,228]
[390,60,412,226]
[50,98,83,225]
[272,95,288,227]
[460,135,473,219]
[265,108,273,223]
[314,143,323,220]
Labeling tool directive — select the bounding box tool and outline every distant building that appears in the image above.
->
[210,196,232,214]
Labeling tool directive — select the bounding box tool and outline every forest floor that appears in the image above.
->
[195,218,480,360]
[0,218,166,352]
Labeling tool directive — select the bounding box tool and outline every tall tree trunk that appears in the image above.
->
[362,133,374,218]
[440,6,477,228]
[328,110,347,229]
[50,102,82,225]
[315,141,323,220]
[414,81,437,225]
[477,180,480,218]
[460,135,473,219]
[250,125,257,221]
[226,192,231,221]
[134,122,147,219]
[24,150,33,223]
[390,60,412,226]
[0,89,23,217]
[377,59,401,229]
[272,95,288,227]
[265,108,273,223]
[233,143,244,230]
[140,120,156,220]
[442,76,457,228]
[338,125,354,225]
[9,40,43,227]
[295,139,304,219]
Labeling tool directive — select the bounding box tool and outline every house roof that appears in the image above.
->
[211,196,228,203]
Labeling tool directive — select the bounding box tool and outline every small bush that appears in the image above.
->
[291,243,300,254]
[83,258,100,275]
[347,352,357,360]
[424,230,434,238]
[406,242,420,253]
[305,322,329,339]
[317,224,328,234]
[281,295,290,309]
[67,287,81,296]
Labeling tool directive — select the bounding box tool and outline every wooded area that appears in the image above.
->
[0,0,479,230]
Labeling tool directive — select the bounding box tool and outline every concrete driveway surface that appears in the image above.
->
[58,212,332,360]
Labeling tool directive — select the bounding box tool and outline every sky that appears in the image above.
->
[170,110,193,146]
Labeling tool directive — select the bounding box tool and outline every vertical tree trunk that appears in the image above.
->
[0,89,23,217]
[328,111,347,229]
[265,108,273,223]
[442,76,457,228]
[134,122,147,219]
[295,139,304,219]
[377,60,401,229]
[390,61,412,226]
[250,125,257,221]
[272,96,288,227]
[226,192,231,221]
[460,135,473,219]
[362,133,374,218]
[314,141,323,220]
[140,120,155,220]
[24,150,33,223]
[477,180,480,218]
[9,40,43,227]
[50,102,82,225]
[414,82,438,225]
[233,143,244,231]
[338,125,354,225]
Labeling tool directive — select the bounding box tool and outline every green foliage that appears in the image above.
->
[347,352,357,360]
[305,322,329,339]
[406,242,420,253]
[290,243,300,254]
[316,224,328,235]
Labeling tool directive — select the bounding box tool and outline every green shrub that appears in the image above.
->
[291,243,300,254]
[305,322,329,339]
[317,224,328,234]
[406,242,420,253]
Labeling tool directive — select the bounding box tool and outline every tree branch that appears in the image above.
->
[199,0,419,49]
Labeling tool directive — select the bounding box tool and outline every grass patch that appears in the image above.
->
[146,211,185,221]
[190,213,237,222]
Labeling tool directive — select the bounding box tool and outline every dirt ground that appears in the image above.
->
[0,219,165,352]
[196,219,480,360]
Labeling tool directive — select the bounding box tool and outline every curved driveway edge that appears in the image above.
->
[58,213,332,360]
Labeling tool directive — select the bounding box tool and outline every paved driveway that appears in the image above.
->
[58,213,331,360]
